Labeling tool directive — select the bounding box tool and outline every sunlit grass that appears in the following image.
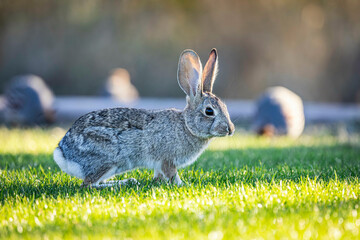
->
[0,127,359,239]
[208,134,341,150]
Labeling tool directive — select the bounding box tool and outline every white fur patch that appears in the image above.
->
[53,147,85,179]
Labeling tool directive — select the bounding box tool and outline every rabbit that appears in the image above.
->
[2,75,55,126]
[53,48,235,188]
[252,86,305,138]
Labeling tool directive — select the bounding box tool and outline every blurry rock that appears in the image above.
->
[252,86,305,138]
[2,75,55,126]
[102,68,139,103]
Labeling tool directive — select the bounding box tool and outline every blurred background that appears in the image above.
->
[1,0,359,101]
[0,0,359,134]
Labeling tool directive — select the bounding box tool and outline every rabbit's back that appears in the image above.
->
[59,108,154,171]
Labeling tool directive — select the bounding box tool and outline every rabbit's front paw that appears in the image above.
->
[173,174,184,186]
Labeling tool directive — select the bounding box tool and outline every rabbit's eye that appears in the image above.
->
[205,107,214,116]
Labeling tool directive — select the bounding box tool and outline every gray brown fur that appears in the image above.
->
[54,49,234,187]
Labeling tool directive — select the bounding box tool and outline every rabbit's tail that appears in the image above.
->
[53,147,85,179]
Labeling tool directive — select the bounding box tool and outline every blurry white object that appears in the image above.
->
[253,86,305,138]
[102,68,139,103]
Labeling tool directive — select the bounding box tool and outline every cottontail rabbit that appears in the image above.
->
[54,49,234,187]
[253,86,304,138]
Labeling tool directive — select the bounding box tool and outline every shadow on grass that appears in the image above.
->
[1,143,359,201]
[0,153,56,170]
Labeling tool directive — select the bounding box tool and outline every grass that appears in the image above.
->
[0,127,359,239]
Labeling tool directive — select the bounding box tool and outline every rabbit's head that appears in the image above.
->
[178,49,235,138]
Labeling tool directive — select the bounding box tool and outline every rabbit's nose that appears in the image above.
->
[228,123,235,136]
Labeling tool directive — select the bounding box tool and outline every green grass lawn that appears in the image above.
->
[0,127,359,239]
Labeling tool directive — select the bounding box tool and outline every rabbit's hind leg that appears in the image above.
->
[95,166,139,188]
[80,165,115,188]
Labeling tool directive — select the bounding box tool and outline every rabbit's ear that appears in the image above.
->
[202,48,218,93]
[177,49,203,99]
